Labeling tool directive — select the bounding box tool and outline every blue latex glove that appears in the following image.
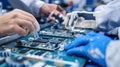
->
[64,32,112,67]
[85,61,100,67]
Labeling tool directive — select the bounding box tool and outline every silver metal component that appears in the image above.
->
[33,32,39,39]
[62,11,96,32]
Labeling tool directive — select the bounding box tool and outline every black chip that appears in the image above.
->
[58,38,65,41]
[30,43,38,47]
[32,39,49,43]
[50,41,59,45]
[42,36,51,39]
[35,51,46,56]
[50,41,61,44]
[19,48,30,54]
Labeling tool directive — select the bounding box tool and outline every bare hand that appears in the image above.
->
[39,3,66,20]
[0,9,40,37]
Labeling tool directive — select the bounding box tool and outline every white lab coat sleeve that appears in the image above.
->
[106,40,120,67]
[8,0,45,17]
[94,0,120,35]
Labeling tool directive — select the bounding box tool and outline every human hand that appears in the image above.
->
[64,32,111,67]
[39,3,66,21]
[0,9,40,37]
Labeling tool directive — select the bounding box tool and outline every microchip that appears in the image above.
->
[50,41,58,45]
[50,41,61,45]
[30,43,38,47]
[42,36,51,39]
[35,50,46,56]
[19,48,30,54]
[32,39,49,43]
[58,38,65,41]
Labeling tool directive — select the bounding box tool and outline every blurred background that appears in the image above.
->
[0,0,112,12]
[0,0,113,24]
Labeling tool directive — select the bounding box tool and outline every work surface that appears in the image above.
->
[0,23,93,67]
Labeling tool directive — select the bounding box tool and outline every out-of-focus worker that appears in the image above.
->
[102,0,113,3]
[64,0,120,67]
[0,9,39,37]
[8,0,66,20]
[65,0,120,35]
[94,0,120,35]
[64,30,120,67]
[0,0,65,37]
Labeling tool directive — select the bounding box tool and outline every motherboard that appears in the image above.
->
[0,22,93,67]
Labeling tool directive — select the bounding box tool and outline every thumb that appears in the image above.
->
[66,46,87,57]
[57,5,66,15]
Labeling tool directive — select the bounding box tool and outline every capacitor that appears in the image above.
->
[0,47,11,57]
[0,51,11,57]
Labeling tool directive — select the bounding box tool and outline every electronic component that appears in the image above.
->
[0,51,11,57]
[6,56,31,67]
[19,48,30,54]
[39,29,74,38]
[51,13,64,24]
[0,48,11,57]
[29,43,38,47]
[34,50,46,56]
[0,17,92,66]
[32,38,49,43]
[16,36,66,51]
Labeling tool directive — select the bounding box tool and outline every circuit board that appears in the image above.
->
[39,24,92,38]
[0,23,92,67]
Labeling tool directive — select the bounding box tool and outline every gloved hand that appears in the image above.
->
[64,32,112,67]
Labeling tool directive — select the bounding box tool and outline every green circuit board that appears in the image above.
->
[0,23,92,67]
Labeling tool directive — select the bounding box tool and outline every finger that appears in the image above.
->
[16,14,35,23]
[48,11,65,23]
[61,10,66,15]
[64,35,89,51]
[48,11,59,21]
[87,31,98,37]
[57,5,64,12]
[53,10,60,16]
[6,24,27,36]
[13,10,39,31]
[66,46,87,57]
[34,21,40,32]
[48,11,56,21]
[86,61,100,67]
[17,14,40,32]
[15,14,37,31]
[49,17,56,21]
[15,9,36,21]
[57,5,66,15]
[13,18,35,34]
[13,25,28,36]
[14,9,40,30]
